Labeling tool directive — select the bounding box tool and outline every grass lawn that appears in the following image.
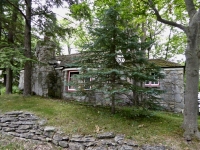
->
[0,94,200,149]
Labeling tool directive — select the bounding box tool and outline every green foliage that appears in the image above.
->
[70,2,91,21]
[0,87,6,95]
[0,42,26,70]
[0,86,21,95]
[12,85,21,94]
[71,3,163,113]
[117,106,154,118]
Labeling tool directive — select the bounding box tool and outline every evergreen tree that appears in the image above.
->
[74,5,163,113]
[0,0,26,91]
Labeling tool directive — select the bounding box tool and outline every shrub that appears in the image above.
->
[0,87,6,95]
[0,86,21,95]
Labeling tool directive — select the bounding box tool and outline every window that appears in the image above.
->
[67,70,91,91]
[145,73,159,87]
[68,71,79,91]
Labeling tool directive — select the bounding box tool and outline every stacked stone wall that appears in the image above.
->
[0,111,168,149]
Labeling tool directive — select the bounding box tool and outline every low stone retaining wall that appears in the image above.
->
[0,111,167,150]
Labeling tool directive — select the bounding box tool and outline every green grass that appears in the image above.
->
[0,94,200,149]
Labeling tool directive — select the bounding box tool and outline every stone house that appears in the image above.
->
[19,41,185,112]
[55,55,185,112]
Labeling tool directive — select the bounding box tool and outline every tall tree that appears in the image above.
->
[145,0,200,140]
[6,0,19,94]
[23,0,32,96]
[4,0,77,96]
[74,3,162,114]
[0,0,6,86]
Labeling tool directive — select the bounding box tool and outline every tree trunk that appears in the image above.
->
[23,0,32,96]
[183,41,200,140]
[0,1,6,87]
[0,0,2,40]
[182,9,200,140]
[6,3,18,94]
[6,68,12,94]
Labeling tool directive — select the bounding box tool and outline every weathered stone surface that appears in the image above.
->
[62,135,69,141]
[15,129,29,133]
[32,135,43,140]
[44,126,56,132]
[97,132,115,139]
[38,119,47,126]
[119,145,134,150]
[124,139,138,147]
[82,136,96,142]
[2,127,15,132]
[59,141,69,148]
[13,121,35,125]
[45,137,52,142]
[12,121,23,125]
[7,132,20,137]
[99,139,116,146]
[53,133,63,141]
[43,131,55,138]
[70,135,84,142]
[1,123,9,127]
[87,146,108,150]
[52,140,59,146]
[29,129,41,134]
[69,142,85,150]
[1,117,17,123]
[20,133,34,139]
[8,124,19,128]
[23,112,34,115]
[18,125,32,130]
[142,145,166,150]
[114,134,125,144]
[84,141,97,147]
[5,111,23,115]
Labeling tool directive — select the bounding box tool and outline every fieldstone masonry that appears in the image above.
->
[0,111,169,150]
[160,68,184,112]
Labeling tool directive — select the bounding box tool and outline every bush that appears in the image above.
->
[117,106,154,119]
[0,87,6,95]
[0,86,21,95]
[12,86,21,94]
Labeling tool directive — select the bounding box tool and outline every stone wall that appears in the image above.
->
[62,67,185,112]
[159,68,184,112]
[19,39,62,98]
[0,111,168,149]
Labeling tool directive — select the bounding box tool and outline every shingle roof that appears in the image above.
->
[55,54,184,68]
[148,59,184,67]
[56,53,81,67]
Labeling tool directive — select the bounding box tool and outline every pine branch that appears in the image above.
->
[6,0,27,21]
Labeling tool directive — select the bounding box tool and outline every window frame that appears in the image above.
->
[67,70,80,91]
[65,69,92,92]
[145,73,160,87]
